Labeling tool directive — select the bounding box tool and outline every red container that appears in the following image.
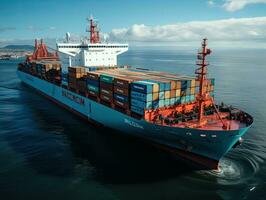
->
[100,94,113,102]
[100,82,113,91]
[114,78,132,89]
[100,88,113,97]
[87,72,99,80]
[170,90,176,98]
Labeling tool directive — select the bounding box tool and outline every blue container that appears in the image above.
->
[131,106,144,115]
[131,91,153,102]
[175,97,181,104]
[181,80,187,89]
[164,99,170,106]
[185,95,191,103]
[195,86,200,93]
[190,95,195,102]
[181,96,186,104]
[131,99,152,109]
[157,99,164,107]
[147,80,165,92]
[114,93,128,102]
[152,100,159,109]
[87,79,99,87]
[186,88,191,95]
[131,81,157,94]
[187,80,191,88]
[159,91,165,99]
[170,98,176,105]
[164,82,171,91]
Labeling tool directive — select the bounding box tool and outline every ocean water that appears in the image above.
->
[0,48,266,200]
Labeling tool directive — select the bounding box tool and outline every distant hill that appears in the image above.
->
[1,45,34,51]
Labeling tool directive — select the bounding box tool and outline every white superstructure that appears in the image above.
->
[57,42,128,69]
[56,16,128,86]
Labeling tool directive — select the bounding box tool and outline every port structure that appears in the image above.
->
[27,39,58,62]
[195,38,227,129]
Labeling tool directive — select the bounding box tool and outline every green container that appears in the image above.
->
[87,84,99,92]
[100,74,114,83]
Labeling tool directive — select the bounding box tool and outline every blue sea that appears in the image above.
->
[0,48,266,200]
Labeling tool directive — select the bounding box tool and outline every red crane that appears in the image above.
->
[89,16,100,44]
[27,39,58,62]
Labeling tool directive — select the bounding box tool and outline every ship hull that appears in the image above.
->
[17,71,251,170]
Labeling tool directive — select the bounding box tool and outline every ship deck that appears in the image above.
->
[153,112,248,131]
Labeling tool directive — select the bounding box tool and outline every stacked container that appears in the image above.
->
[99,74,115,103]
[130,81,159,115]
[87,72,100,98]
[113,77,136,110]
[68,67,86,90]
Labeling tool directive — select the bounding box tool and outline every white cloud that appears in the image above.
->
[107,17,266,47]
[28,26,56,31]
[208,0,215,6]
[223,0,266,12]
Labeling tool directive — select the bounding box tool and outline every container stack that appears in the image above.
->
[83,68,206,116]
[130,81,159,115]
[99,74,115,105]
[68,67,86,91]
[179,78,196,104]
[113,77,133,110]
[87,72,100,99]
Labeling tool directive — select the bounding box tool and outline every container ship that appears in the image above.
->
[17,17,253,170]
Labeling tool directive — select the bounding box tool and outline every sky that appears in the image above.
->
[0,0,266,48]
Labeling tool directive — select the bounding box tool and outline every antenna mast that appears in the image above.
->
[195,38,211,125]
[87,16,100,44]
[195,38,228,129]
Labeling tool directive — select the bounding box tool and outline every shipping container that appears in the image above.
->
[131,91,153,102]
[159,91,165,99]
[114,93,128,102]
[100,74,115,83]
[88,84,99,92]
[114,99,129,109]
[88,90,99,97]
[164,99,170,106]
[153,92,159,101]
[87,79,99,87]
[175,89,181,97]
[131,81,159,94]
[114,77,134,89]
[131,99,152,109]
[100,88,113,97]
[165,91,170,99]
[131,105,144,115]
[170,90,176,98]
[87,72,99,80]
[100,94,113,102]
[100,82,113,91]
[114,86,129,96]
